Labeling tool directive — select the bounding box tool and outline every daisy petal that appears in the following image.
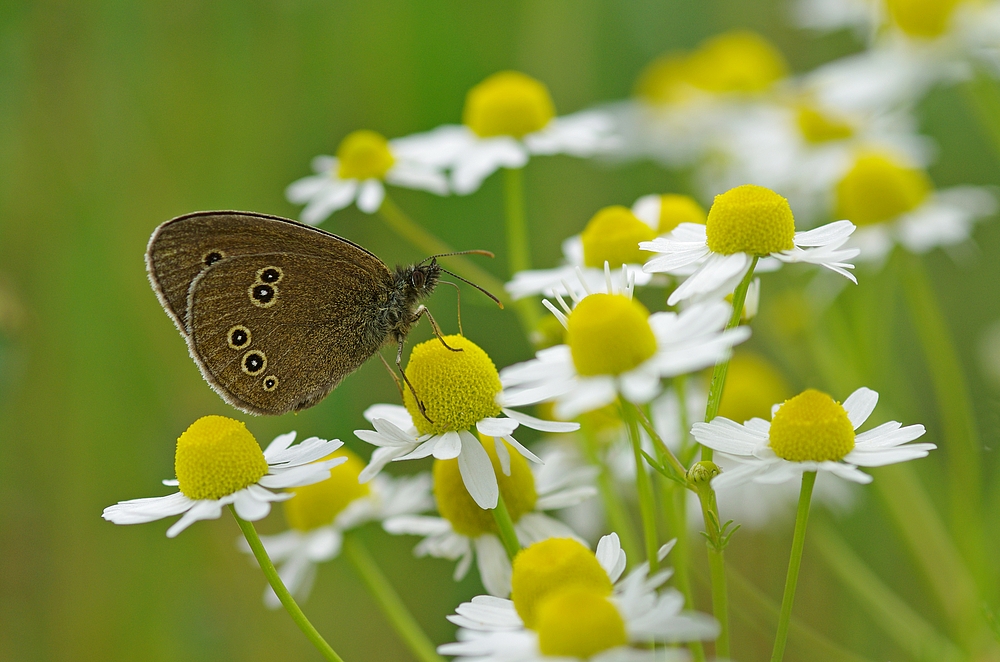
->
[458,430,499,509]
[842,387,878,429]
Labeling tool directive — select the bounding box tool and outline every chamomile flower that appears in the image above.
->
[384,445,597,597]
[355,335,579,510]
[244,449,433,608]
[102,416,344,537]
[393,71,619,195]
[438,534,719,661]
[285,129,449,225]
[499,270,750,419]
[641,184,860,306]
[835,150,996,264]
[693,387,934,488]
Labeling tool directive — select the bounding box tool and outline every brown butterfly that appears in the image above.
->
[146,210,496,415]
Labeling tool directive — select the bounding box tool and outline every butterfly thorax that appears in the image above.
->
[384,262,441,342]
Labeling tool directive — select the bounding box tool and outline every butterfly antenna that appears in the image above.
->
[439,281,463,335]
[439,267,503,309]
[418,249,495,266]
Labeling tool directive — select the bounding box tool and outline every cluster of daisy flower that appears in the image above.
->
[103,22,1000,657]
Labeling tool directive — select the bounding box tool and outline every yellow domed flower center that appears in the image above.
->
[634,52,690,104]
[581,206,657,268]
[283,450,370,532]
[536,588,628,658]
[796,105,854,144]
[433,438,537,537]
[567,294,657,377]
[511,537,613,629]
[403,335,502,436]
[769,389,856,462]
[706,184,796,255]
[886,0,964,38]
[174,416,269,501]
[463,71,556,139]
[718,353,792,424]
[657,194,707,234]
[835,152,932,226]
[685,30,788,94]
[336,130,396,180]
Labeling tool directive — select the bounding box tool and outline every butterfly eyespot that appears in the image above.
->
[249,283,278,307]
[227,325,251,349]
[203,251,224,266]
[263,375,278,391]
[242,350,267,375]
[257,266,283,284]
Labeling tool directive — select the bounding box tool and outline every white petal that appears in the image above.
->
[300,180,357,225]
[166,499,224,537]
[356,179,385,213]
[458,430,499,509]
[233,489,271,521]
[494,437,511,476]
[474,535,513,597]
[477,417,519,437]
[102,492,192,525]
[842,387,879,429]
[501,408,578,433]
[597,533,628,582]
[433,431,464,460]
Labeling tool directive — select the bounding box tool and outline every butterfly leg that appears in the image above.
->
[413,305,462,352]
[378,351,406,402]
[395,335,434,423]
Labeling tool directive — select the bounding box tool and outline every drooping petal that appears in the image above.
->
[458,430,499,509]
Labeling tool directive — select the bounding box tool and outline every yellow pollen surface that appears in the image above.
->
[463,71,556,138]
[433,437,537,537]
[706,184,796,256]
[174,416,268,501]
[567,294,657,377]
[511,537,613,629]
[836,152,932,226]
[581,206,657,268]
[769,389,856,462]
[684,30,789,94]
[336,130,396,181]
[404,335,502,436]
[536,588,628,658]
[718,353,792,423]
[886,0,963,38]
[796,105,854,144]
[283,450,370,532]
[657,194,707,234]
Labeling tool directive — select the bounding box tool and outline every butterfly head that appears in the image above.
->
[398,261,441,301]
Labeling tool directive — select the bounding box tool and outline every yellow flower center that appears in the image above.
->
[769,389,856,462]
[336,130,396,180]
[634,52,690,104]
[706,184,796,255]
[404,335,502,436]
[578,403,624,437]
[511,537,613,629]
[463,71,556,139]
[536,588,628,658]
[433,438,537,537]
[684,30,788,94]
[796,105,854,144]
[657,194,707,234]
[581,206,658,268]
[567,294,657,377]
[885,0,964,38]
[835,152,932,226]
[174,416,269,501]
[283,450,370,532]
[718,353,792,424]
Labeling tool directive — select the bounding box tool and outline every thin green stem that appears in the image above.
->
[621,397,659,573]
[581,427,642,564]
[502,167,542,333]
[231,508,345,662]
[771,471,816,662]
[378,194,510,306]
[491,493,521,560]
[661,480,705,662]
[342,533,445,662]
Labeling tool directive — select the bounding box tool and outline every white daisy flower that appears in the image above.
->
[499,268,750,419]
[790,0,880,37]
[693,387,934,488]
[834,150,996,264]
[384,445,597,597]
[242,449,433,608]
[394,71,619,195]
[439,534,719,661]
[102,416,344,538]
[285,129,449,225]
[354,334,579,510]
[641,184,860,306]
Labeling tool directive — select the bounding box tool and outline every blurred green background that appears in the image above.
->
[1,1,999,661]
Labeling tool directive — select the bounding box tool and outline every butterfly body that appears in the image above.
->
[146,211,440,415]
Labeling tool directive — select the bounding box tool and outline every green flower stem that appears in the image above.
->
[378,194,511,307]
[620,397,659,573]
[961,71,1000,158]
[694,481,731,661]
[771,471,817,662]
[342,533,445,662]
[491,492,522,560]
[581,427,642,565]
[231,508,345,662]
[662,480,706,662]
[631,403,688,482]
[702,256,759,461]
[502,167,542,333]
